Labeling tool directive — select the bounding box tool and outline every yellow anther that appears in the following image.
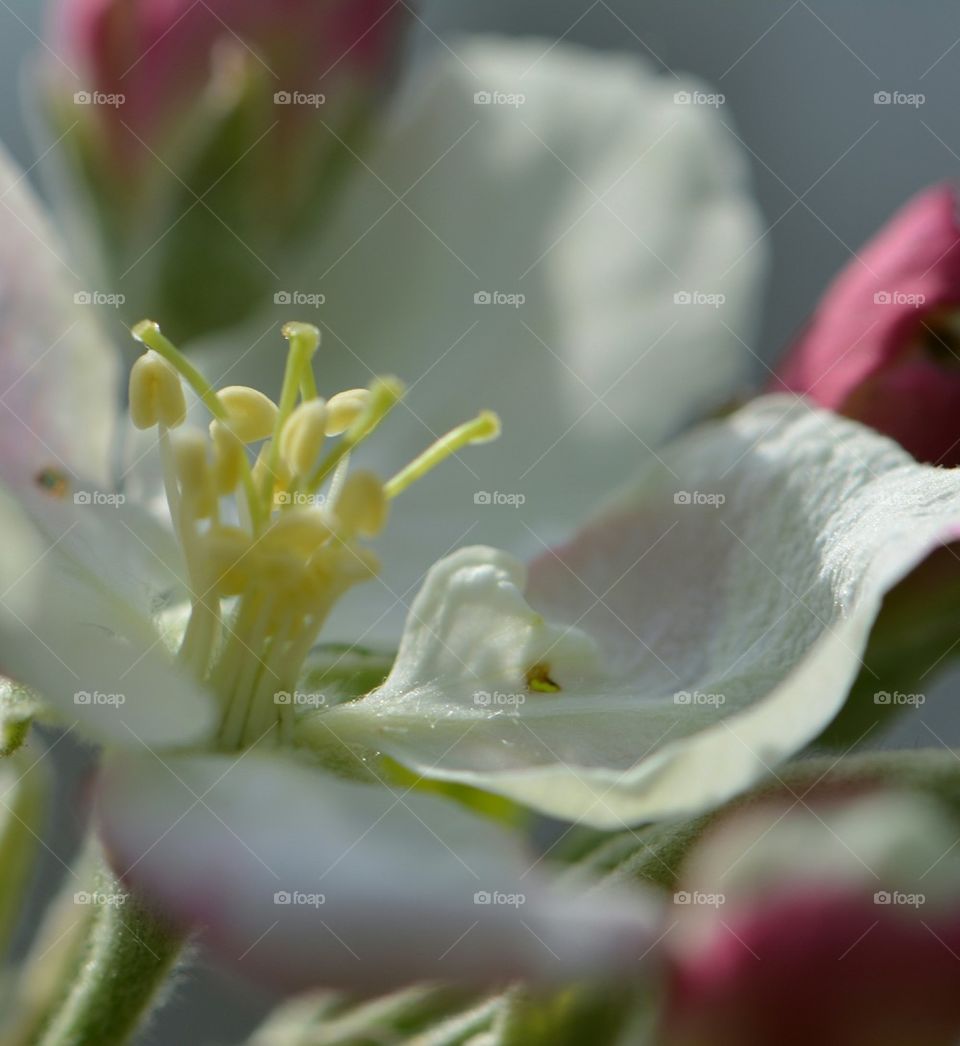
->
[280,399,328,477]
[259,507,336,558]
[333,471,388,538]
[384,411,501,499]
[173,428,216,519]
[129,351,187,430]
[217,386,279,444]
[132,321,228,423]
[202,525,255,596]
[325,389,370,436]
[306,378,405,493]
[209,421,245,496]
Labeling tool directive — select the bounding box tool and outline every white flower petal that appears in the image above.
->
[198,36,764,641]
[97,751,661,992]
[318,397,960,827]
[0,482,213,746]
[0,144,119,489]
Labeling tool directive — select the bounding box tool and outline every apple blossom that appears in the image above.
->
[0,143,661,998]
[4,120,960,999]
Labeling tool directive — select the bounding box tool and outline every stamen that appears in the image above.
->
[202,526,256,596]
[280,399,328,479]
[125,318,498,752]
[132,323,263,533]
[259,324,321,507]
[259,508,336,558]
[209,422,244,496]
[216,387,279,444]
[129,351,187,430]
[384,411,501,499]
[173,428,216,521]
[333,471,388,538]
[307,377,404,492]
[325,388,370,435]
[132,321,229,423]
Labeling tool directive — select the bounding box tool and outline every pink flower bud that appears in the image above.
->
[772,184,960,465]
[42,0,408,338]
[660,792,960,1046]
[663,890,960,1046]
[50,0,406,146]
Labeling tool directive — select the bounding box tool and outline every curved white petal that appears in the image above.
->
[0,482,214,746]
[198,36,765,641]
[0,144,119,489]
[97,751,662,992]
[317,397,960,827]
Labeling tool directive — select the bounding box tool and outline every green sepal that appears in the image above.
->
[0,679,45,757]
[296,643,395,706]
[28,866,186,1046]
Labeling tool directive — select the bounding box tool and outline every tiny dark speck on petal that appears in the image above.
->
[526,663,561,693]
[35,467,69,498]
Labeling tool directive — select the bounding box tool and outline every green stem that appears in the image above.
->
[29,867,186,1046]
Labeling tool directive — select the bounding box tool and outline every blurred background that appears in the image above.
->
[1,1,959,1040]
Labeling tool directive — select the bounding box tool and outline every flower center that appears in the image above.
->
[129,320,499,750]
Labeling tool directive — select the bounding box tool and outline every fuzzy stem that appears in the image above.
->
[29,867,186,1046]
